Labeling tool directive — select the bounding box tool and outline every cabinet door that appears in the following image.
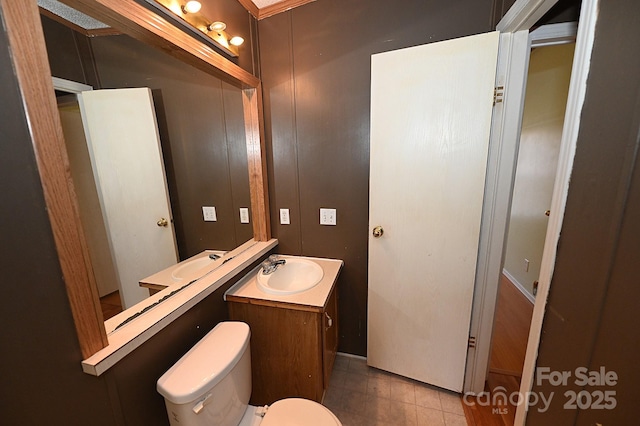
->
[323,285,339,387]
[228,302,323,404]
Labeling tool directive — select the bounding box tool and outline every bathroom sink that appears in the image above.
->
[256,258,324,295]
[171,251,225,281]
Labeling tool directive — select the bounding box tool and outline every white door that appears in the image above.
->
[368,32,500,392]
[78,88,178,309]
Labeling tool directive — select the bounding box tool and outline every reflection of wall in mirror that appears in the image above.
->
[42,15,253,263]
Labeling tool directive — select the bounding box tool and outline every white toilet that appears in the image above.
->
[157,321,342,426]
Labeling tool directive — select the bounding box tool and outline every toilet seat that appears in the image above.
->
[261,398,341,426]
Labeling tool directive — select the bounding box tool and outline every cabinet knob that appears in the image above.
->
[325,312,333,328]
[157,217,169,227]
[372,226,384,238]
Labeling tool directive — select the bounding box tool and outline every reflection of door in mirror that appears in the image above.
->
[42,12,253,317]
[58,88,179,310]
[87,32,254,257]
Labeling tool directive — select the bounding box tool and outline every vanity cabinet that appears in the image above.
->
[225,258,341,406]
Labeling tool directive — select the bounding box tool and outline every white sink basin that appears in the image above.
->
[171,251,225,281]
[256,258,324,295]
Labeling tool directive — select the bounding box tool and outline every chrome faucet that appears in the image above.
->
[261,255,286,275]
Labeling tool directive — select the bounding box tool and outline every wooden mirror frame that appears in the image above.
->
[1,0,270,358]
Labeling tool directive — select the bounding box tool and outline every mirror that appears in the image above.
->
[7,0,270,357]
[45,14,253,315]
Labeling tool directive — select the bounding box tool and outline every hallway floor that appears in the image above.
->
[100,290,123,320]
[462,274,533,425]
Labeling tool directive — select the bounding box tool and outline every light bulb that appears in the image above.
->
[208,21,227,32]
[182,1,202,14]
[229,36,244,47]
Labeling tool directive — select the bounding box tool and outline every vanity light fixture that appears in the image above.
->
[149,0,244,56]
[207,21,226,32]
[207,21,244,48]
[229,36,244,47]
[181,0,201,14]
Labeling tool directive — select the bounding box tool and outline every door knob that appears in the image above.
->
[372,226,384,238]
[157,218,169,227]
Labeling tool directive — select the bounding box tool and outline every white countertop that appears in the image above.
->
[224,255,343,310]
[82,239,278,376]
[139,249,227,288]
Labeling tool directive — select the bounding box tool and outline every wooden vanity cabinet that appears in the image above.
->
[227,284,338,405]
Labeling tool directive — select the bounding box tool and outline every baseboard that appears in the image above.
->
[502,268,535,304]
[489,367,523,378]
[336,351,367,361]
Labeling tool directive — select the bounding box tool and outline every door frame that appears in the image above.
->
[53,76,93,93]
[464,1,598,424]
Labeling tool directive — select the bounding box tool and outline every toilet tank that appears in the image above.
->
[157,321,252,426]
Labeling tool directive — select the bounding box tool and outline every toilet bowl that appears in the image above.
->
[157,321,341,426]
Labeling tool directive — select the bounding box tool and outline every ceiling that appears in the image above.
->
[38,0,314,31]
[38,0,109,30]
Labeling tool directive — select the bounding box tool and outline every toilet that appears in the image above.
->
[157,321,342,426]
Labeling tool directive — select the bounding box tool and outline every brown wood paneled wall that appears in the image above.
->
[491,0,580,29]
[536,0,581,27]
[491,0,517,28]
[40,14,99,86]
[258,0,496,356]
[0,5,114,423]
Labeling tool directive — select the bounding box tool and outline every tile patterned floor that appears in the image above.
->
[322,354,467,426]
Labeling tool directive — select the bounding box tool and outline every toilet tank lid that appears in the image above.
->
[157,321,250,404]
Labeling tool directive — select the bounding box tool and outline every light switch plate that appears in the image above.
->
[320,208,337,225]
[202,206,217,222]
[280,208,290,225]
[239,208,250,224]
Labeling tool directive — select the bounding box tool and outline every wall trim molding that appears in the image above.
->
[52,76,93,93]
[336,351,367,361]
[530,21,578,47]
[502,268,536,304]
[236,0,315,20]
[464,29,531,395]
[515,0,600,423]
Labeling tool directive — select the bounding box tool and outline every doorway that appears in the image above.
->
[472,38,577,424]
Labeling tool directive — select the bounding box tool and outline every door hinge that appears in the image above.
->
[468,336,477,348]
[493,86,504,105]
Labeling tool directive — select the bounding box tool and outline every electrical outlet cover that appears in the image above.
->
[280,208,290,225]
[320,208,337,225]
[239,208,250,224]
[202,206,217,222]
